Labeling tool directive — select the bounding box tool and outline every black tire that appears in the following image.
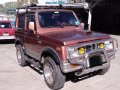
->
[43,57,66,90]
[16,45,28,67]
[99,63,110,75]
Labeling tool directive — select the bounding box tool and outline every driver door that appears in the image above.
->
[24,14,38,58]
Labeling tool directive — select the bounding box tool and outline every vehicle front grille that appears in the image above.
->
[77,43,98,54]
[86,45,92,52]
[86,44,97,52]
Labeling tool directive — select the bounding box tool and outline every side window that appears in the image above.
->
[18,15,25,29]
[26,15,35,30]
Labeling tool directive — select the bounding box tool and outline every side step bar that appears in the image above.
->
[25,56,42,69]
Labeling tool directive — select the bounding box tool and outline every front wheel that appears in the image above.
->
[99,63,110,75]
[43,57,66,90]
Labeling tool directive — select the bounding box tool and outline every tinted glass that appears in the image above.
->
[18,15,24,28]
[38,11,79,28]
[0,22,12,28]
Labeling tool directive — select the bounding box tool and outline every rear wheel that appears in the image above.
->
[16,45,28,67]
[43,57,65,90]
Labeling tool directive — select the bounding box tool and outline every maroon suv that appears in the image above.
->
[15,5,118,90]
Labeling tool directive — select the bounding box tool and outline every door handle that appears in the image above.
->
[38,41,42,44]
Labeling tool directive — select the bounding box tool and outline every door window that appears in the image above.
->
[26,15,35,30]
[18,15,25,29]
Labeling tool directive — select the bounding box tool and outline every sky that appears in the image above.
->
[0,0,17,4]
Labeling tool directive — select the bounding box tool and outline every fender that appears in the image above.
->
[40,47,61,65]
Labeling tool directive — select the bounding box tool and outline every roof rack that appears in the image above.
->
[16,4,62,13]
[16,3,89,13]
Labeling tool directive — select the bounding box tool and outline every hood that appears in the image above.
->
[41,30,110,46]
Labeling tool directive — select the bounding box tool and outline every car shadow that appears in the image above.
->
[66,71,100,83]
[0,40,15,44]
[28,64,100,83]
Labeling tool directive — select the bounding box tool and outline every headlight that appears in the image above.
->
[104,41,113,50]
[68,48,79,58]
[99,41,113,50]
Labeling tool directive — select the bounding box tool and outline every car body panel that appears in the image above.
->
[40,30,110,45]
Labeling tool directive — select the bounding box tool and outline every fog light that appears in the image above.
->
[79,47,85,55]
[99,43,104,49]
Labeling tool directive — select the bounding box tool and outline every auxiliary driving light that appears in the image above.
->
[79,47,85,55]
[99,43,104,49]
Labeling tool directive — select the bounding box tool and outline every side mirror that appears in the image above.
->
[28,22,35,31]
[81,23,89,30]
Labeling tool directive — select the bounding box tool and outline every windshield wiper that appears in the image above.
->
[43,25,64,28]
[53,24,65,28]
[63,24,78,27]
[42,26,55,28]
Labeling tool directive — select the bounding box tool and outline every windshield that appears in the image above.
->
[0,22,12,28]
[38,11,80,28]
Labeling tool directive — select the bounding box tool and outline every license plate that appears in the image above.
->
[3,33,9,36]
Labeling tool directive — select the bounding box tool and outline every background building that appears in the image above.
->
[17,0,38,7]
[5,2,17,14]
[0,4,4,9]
[0,4,5,13]
[5,2,18,10]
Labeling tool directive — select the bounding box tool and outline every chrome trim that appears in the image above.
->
[60,62,83,73]
[84,49,109,68]
[61,49,110,73]
[67,38,116,59]
[61,38,117,73]
[67,38,113,49]
[75,62,110,76]
[112,38,118,50]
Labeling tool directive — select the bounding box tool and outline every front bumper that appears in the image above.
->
[0,36,15,40]
[60,49,115,74]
